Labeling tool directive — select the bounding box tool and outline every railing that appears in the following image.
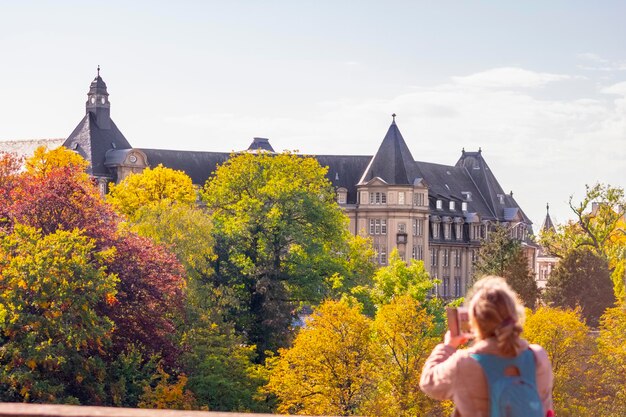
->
[0,403,328,417]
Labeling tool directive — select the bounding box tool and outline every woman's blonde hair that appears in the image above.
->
[466,276,525,357]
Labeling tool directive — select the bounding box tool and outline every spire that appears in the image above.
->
[86,67,111,129]
[541,203,555,233]
[358,118,419,185]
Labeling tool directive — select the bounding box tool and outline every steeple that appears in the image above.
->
[541,203,555,233]
[86,66,111,129]
[358,114,420,185]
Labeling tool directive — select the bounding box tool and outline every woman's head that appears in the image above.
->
[467,276,524,356]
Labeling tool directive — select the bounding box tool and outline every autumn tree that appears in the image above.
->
[203,152,357,355]
[266,300,376,416]
[0,225,117,403]
[473,224,538,308]
[4,148,186,366]
[541,183,625,301]
[524,307,593,416]
[25,145,89,178]
[365,295,445,417]
[108,164,196,220]
[544,248,614,327]
[591,306,626,417]
[0,152,22,230]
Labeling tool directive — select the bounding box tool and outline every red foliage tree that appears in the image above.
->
[2,155,185,365]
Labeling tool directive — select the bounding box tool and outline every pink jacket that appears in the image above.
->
[419,338,553,417]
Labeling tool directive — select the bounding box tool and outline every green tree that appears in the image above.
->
[541,183,625,301]
[544,248,615,327]
[473,225,538,308]
[203,152,355,355]
[524,307,593,417]
[0,225,117,403]
[265,300,375,416]
[108,164,196,220]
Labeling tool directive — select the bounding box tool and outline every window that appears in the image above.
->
[338,192,346,204]
[432,221,440,239]
[398,192,405,205]
[398,222,406,233]
[462,202,468,211]
[412,245,423,260]
[374,245,388,265]
[413,219,423,236]
[381,219,387,235]
[369,219,387,235]
[436,199,443,210]
[430,248,438,267]
[472,225,481,240]
[414,193,424,206]
[443,249,449,267]
[471,250,477,264]
[443,277,450,297]
[369,192,387,204]
[455,223,463,240]
[443,223,451,240]
[454,250,461,268]
[498,194,505,204]
[449,201,456,211]
[454,276,461,297]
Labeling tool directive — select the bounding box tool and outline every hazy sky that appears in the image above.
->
[1,1,624,229]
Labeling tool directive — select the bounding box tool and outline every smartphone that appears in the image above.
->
[446,306,472,338]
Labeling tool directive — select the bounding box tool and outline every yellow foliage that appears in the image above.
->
[138,370,197,410]
[266,300,375,416]
[25,145,89,177]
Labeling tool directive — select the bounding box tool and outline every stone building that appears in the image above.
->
[1,71,538,298]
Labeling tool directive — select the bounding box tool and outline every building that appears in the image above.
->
[1,71,538,298]
[535,204,558,289]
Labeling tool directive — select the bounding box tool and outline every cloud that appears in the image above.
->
[601,81,626,95]
[576,53,626,72]
[451,67,575,89]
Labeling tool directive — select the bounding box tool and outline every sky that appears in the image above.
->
[0,0,624,229]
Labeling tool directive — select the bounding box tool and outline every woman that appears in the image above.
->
[420,276,553,417]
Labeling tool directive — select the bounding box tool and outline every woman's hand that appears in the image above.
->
[444,330,469,349]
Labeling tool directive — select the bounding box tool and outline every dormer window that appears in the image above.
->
[436,200,442,210]
[337,187,347,205]
[498,194,505,205]
[449,201,455,211]
[462,191,472,201]
[462,202,468,211]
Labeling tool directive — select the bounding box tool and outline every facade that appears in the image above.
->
[1,72,538,298]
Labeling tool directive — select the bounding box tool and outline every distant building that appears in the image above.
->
[0,71,539,298]
[536,204,558,289]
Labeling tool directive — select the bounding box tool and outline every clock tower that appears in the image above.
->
[86,66,111,129]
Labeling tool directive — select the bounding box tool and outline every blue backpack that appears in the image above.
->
[470,349,543,417]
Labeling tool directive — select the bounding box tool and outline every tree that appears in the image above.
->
[6,149,186,366]
[473,224,539,308]
[0,225,117,403]
[524,307,593,416]
[265,300,376,416]
[365,295,445,417]
[591,306,626,417]
[544,248,614,327]
[0,152,22,230]
[108,164,196,220]
[541,183,625,301]
[25,145,89,178]
[370,249,434,308]
[203,152,354,355]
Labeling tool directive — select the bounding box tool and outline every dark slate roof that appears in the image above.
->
[89,75,108,96]
[416,161,494,221]
[139,148,230,185]
[315,155,372,204]
[63,113,132,178]
[247,137,275,152]
[358,121,423,185]
[541,204,556,233]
